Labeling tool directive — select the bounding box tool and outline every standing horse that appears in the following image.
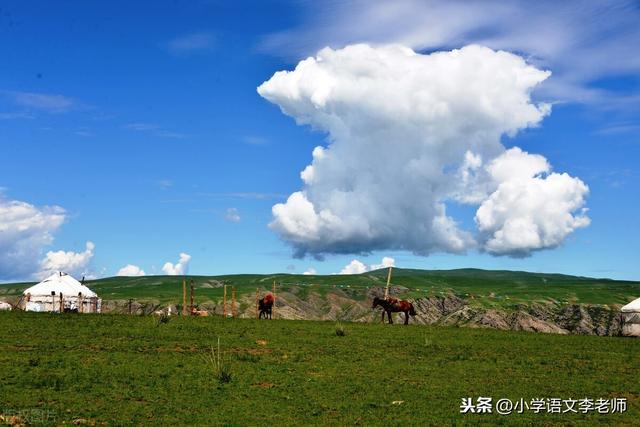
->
[258,293,275,319]
[372,296,417,325]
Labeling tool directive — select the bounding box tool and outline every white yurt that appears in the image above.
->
[0,301,12,311]
[22,272,101,313]
[621,297,640,337]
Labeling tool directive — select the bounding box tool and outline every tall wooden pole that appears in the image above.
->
[182,279,187,316]
[223,285,227,317]
[231,287,237,318]
[272,281,276,319]
[190,282,194,316]
[256,288,260,319]
[384,266,393,300]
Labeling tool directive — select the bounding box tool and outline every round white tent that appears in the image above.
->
[621,297,640,337]
[22,272,101,313]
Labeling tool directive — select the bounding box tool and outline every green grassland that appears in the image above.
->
[2,269,638,310]
[1,312,638,426]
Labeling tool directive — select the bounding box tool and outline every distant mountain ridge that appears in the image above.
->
[1,267,635,288]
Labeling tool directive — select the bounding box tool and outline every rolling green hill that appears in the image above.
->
[2,269,638,336]
[2,268,638,308]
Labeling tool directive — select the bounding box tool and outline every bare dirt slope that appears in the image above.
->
[100,285,625,336]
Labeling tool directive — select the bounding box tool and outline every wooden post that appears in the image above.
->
[272,281,276,319]
[182,279,187,316]
[15,294,25,311]
[51,291,55,312]
[59,292,64,312]
[128,298,133,315]
[190,281,194,316]
[223,285,228,317]
[231,287,237,318]
[384,266,393,300]
[256,288,260,319]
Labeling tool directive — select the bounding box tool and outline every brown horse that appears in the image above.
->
[259,293,275,319]
[372,296,417,325]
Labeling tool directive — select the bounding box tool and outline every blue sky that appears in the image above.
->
[1,1,639,281]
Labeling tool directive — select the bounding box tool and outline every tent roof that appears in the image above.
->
[621,297,640,313]
[23,272,97,298]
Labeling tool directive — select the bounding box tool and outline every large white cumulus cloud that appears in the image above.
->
[258,44,589,258]
[0,195,97,281]
[0,196,65,280]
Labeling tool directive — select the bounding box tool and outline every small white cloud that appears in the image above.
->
[225,192,286,200]
[5,91,76,113]
[166,32,215,55]
[124,123,186,139]
[303,267,317,275]
[225,208,241,222]
[0,111,34,120]
[162,253,191,275]
[370,256,396,271]
[339,257,395,275]
[339,260,368,275]
[117,264,146,277]
[37,241,95,280]
[595,123,640,136]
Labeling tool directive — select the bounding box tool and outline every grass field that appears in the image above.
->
[1,311,638,426]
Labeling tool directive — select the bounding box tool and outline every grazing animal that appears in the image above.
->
[190,308,209,317]
[372,296,417,325]
[259,293,275,319]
